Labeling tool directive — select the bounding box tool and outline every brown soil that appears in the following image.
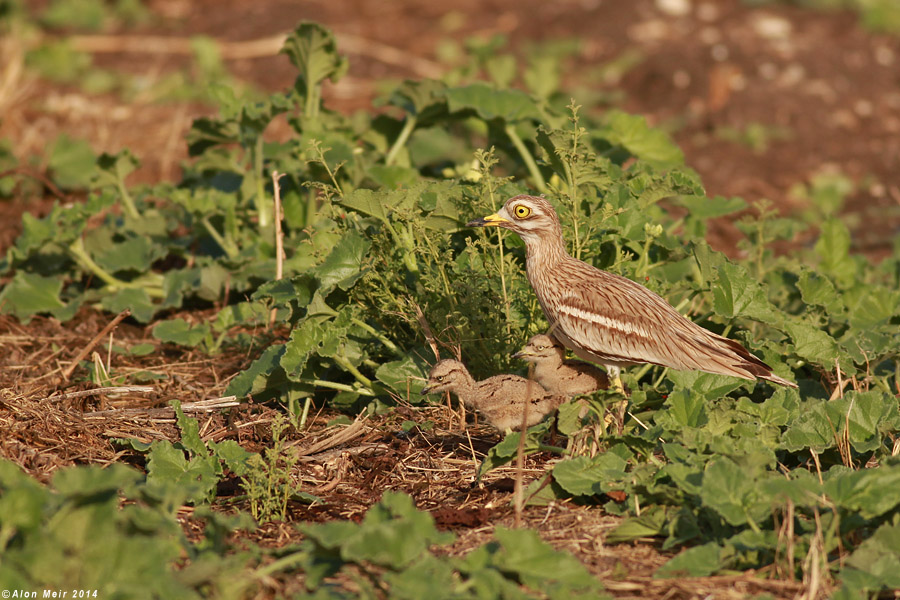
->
[1,0,894,597]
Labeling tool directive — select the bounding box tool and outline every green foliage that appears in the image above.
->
[3,19,900,593]
[242,414,316,522]
[278,491,605,598]
[123,401,253,505]
[0,460,257,597]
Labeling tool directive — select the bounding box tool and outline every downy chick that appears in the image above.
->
[421,359,565,432]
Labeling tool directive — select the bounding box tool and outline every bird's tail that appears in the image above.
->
[715,336,798,389]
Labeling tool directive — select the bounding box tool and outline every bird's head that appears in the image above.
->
[421,359,472,395]
[512,334,565,364]
[466,195,563,246]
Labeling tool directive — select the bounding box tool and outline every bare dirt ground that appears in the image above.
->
[2,0,899,597]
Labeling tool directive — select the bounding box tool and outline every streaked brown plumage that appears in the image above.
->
[468,195,797,389]
[421,359,566,431]
[513,334,609,396]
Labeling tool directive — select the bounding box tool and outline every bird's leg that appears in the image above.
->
[605,365,628,434]
[607,365,625,395]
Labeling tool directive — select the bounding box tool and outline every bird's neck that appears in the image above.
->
[452,373,478,403]
[524,232,569,286]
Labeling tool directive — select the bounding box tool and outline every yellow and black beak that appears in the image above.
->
[420,384,433,395]
[466,213,509,228]
[511,348,531,360]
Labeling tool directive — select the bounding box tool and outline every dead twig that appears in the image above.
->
[62,308,132,380]
[269,171,286,328]
[35,385,155,403]
[67,32,444,79]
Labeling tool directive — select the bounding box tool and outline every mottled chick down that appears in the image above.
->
[468,195,798,389]
[421,359,566,432]
[513,334,610,396]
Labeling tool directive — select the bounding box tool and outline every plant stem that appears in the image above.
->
[303,379,375,396]
[385,115,417,166]
[201,216,239,259]
[504,123,546,193]
[116,177,140,221]
[351,317,400,355]
[305,188,317,228]
[331,354,375,390]
[254,137,272,229]
[298,397,312,429]
[68,238,165,298]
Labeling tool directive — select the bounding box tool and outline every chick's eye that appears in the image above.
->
[513,205,532,219]
[436,375,444,382]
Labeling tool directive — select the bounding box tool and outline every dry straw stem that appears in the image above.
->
[270,171,286,328]
[61,308,131,380]
[67,32,444,79]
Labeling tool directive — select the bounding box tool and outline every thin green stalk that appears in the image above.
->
[351,317,401,355]
[504,123,546,193]
[298,397,312,429]
[116,177,140,221]
[303,379,375,396]
[489,191,512,337]
[200,216,240,260]
[305,188,317,228]
[332,354,375,390]
[385,115,417,166]
[68,238,164,298]
[254,137,272,229]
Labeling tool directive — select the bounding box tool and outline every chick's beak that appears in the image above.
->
[511,349,529,360]
[466,213,509,227]
[420,385,432,395]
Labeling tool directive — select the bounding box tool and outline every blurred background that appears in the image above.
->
[2,0,899,258]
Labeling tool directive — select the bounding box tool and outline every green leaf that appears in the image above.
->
[226,344,288,397]
[92,235,161,274]
[0,271,66,321]
[152,318,211,348]
[492,526,600,593]
[478,422,553,478]
[208,440,253,477]
[314,231,371,293]
[444,82,542,122]
[824,460,900,519]
[146,441,219,504]
[93,149,140,189]
[679,195,746,219]
[376,353,428,397]
[599,110,683,168]
[845,522,900,590]
[388,79,448,123]
[814,219,856,285]
[781,319,839,368]
[700,457,768,527]
[48,134,97,189]
[605,506,668,543]
[52,463,141,498]
[173,400,208,458]
[659,389,708,429]
[552,454,628,497]
[796,268,844,315]
[280,22,348,111]
[100,288,156,323]
[655,542,724,578]
[711,261,780,322]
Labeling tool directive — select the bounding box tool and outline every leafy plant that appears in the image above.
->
[242,414,317,522]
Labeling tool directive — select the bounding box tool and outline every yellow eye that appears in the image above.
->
[513,205,532,219]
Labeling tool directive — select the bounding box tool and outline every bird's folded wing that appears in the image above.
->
[553,288,698,369]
